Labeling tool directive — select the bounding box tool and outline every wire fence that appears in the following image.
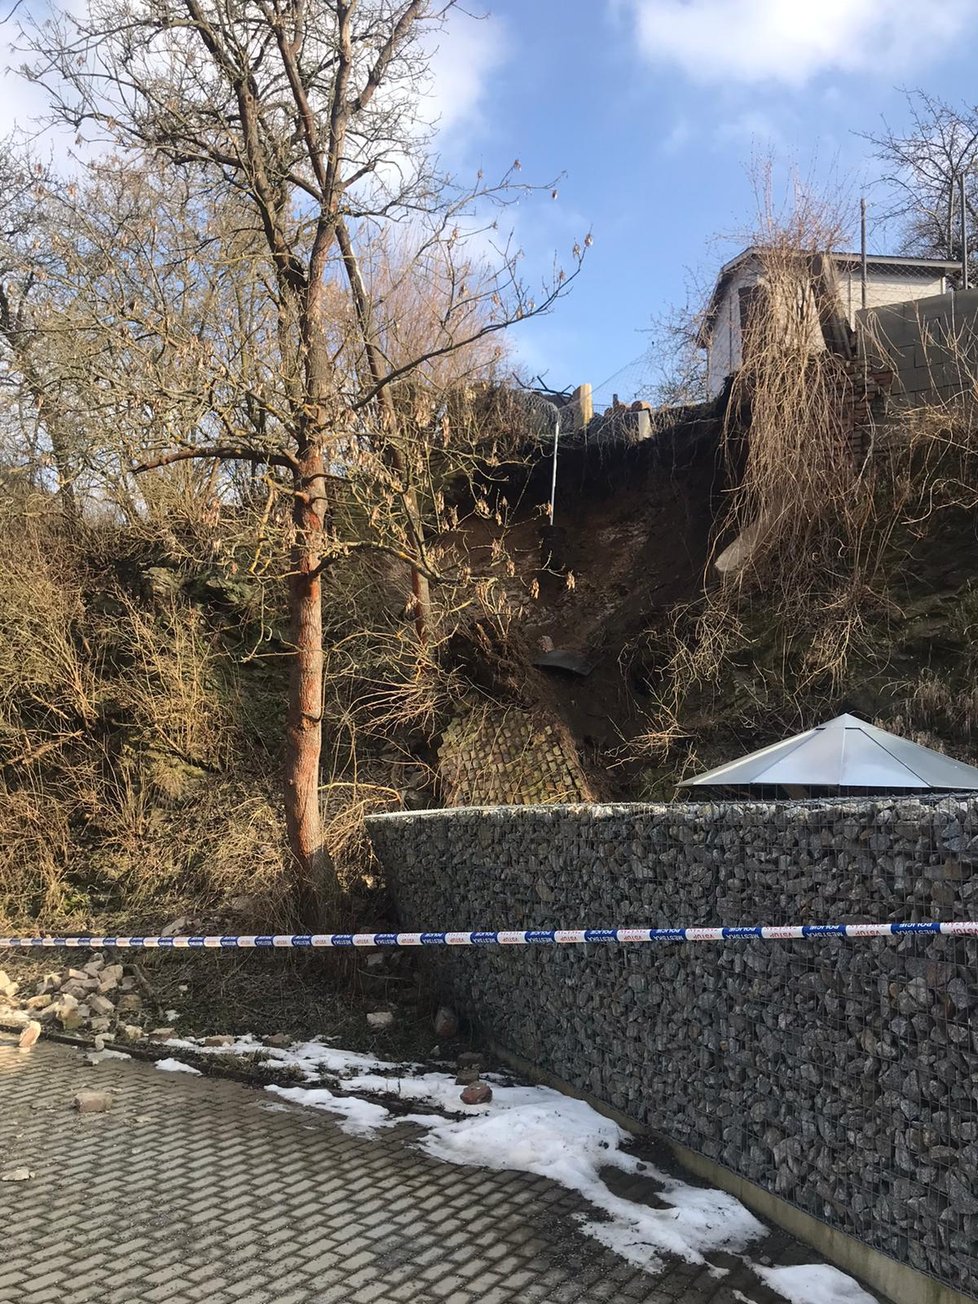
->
[366,793,978,1297]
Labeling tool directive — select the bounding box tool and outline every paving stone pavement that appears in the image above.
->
[0,1036,875,1304]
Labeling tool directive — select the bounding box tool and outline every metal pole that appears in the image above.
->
[961,172,970,291]
[548,411,560,527]
[860,197,868,310]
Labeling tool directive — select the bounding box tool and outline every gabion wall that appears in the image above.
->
[366,798,978,1298]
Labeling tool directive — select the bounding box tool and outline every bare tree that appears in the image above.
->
[19,0,584,923]
[861,90,978,268]
[0,147,85,514]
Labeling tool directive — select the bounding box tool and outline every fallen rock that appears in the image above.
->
[73,1090,112,1114]
[119,1024,144,1043]
[94,1034,106,1053]
[148,1027,176,1041]
[458,1051,484,1070]
[38,973,61,995]
[433,1006,459,1040]
[82,958,104,978]
[62,968,88,983]
[88,994,115,1017]
[25,995,52,1011]
[455,1068,480,1086]
[162,916,191,937]
[202,1035,234,1047]
[366,1011,394,1030]
[0,971,18,998]
[460,1082,493,1106]
[18,1022,41,1052]
[98,964,124,992]
[60,1009,85,1032]
[261,1033,291,1049]
[89,1017,112,1033]
[116,994,143,1015]
[0,1168,34,1182]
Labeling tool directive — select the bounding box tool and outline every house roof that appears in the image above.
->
[697,246,962,346]
[678,713,978,791]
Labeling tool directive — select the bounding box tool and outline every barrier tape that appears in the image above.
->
[1,921,977,949]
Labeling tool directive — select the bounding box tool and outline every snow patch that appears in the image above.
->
[267,1084,392,1137]
[162,1032,871,1294]
[155,1057,202,1075]
[408,1085,763,1270]
[162,1034,406,1082]
[754,1263,879,1303]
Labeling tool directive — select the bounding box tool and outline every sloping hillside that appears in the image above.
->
[442,395,978,801]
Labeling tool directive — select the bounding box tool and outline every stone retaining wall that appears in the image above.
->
[438,704,593,806]
[366,798,978,1299]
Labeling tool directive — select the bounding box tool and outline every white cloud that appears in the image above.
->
[619,0,978,86]
[424,8,507,138]
[0,4,506,161]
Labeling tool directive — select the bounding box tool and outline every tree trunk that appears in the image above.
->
[283,440,337,928]
[334,219,431,642]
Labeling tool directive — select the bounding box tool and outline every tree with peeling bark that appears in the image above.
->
[20,0,583,924]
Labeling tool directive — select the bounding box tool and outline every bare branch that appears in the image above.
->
[134,445,299,474]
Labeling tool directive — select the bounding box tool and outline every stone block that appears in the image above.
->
[73,1090,112,1114]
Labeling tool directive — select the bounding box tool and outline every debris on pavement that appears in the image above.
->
[17,1021,41,1052]
[73,1090,112,1113]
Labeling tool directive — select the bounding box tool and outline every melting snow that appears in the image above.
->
[753,1265,879,1303]
[267,1084,391,1137]
[163,1033,878,1298]
[164,1034,762,1271]
[155,1057,201,1075]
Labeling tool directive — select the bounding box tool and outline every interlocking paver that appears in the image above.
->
[0,1037,880,1304]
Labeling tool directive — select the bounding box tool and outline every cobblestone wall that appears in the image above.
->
[438,704,593,806]
[366,798,978,1298]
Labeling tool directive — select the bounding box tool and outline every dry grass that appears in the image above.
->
[636,179,978,775]
[0,469,526,929]
[0,489,295,932]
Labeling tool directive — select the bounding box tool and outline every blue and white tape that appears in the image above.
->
[0,921,976,949]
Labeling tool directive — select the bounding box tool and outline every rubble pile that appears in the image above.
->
[0,957,177,1047]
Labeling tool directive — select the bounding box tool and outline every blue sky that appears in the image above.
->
[432,0,978,406]
[7,1,978,406]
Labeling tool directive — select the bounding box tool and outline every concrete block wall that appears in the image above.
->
[367,798,978,1298]
[859,291,978,410]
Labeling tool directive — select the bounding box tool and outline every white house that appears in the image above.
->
[699,247,961,398]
